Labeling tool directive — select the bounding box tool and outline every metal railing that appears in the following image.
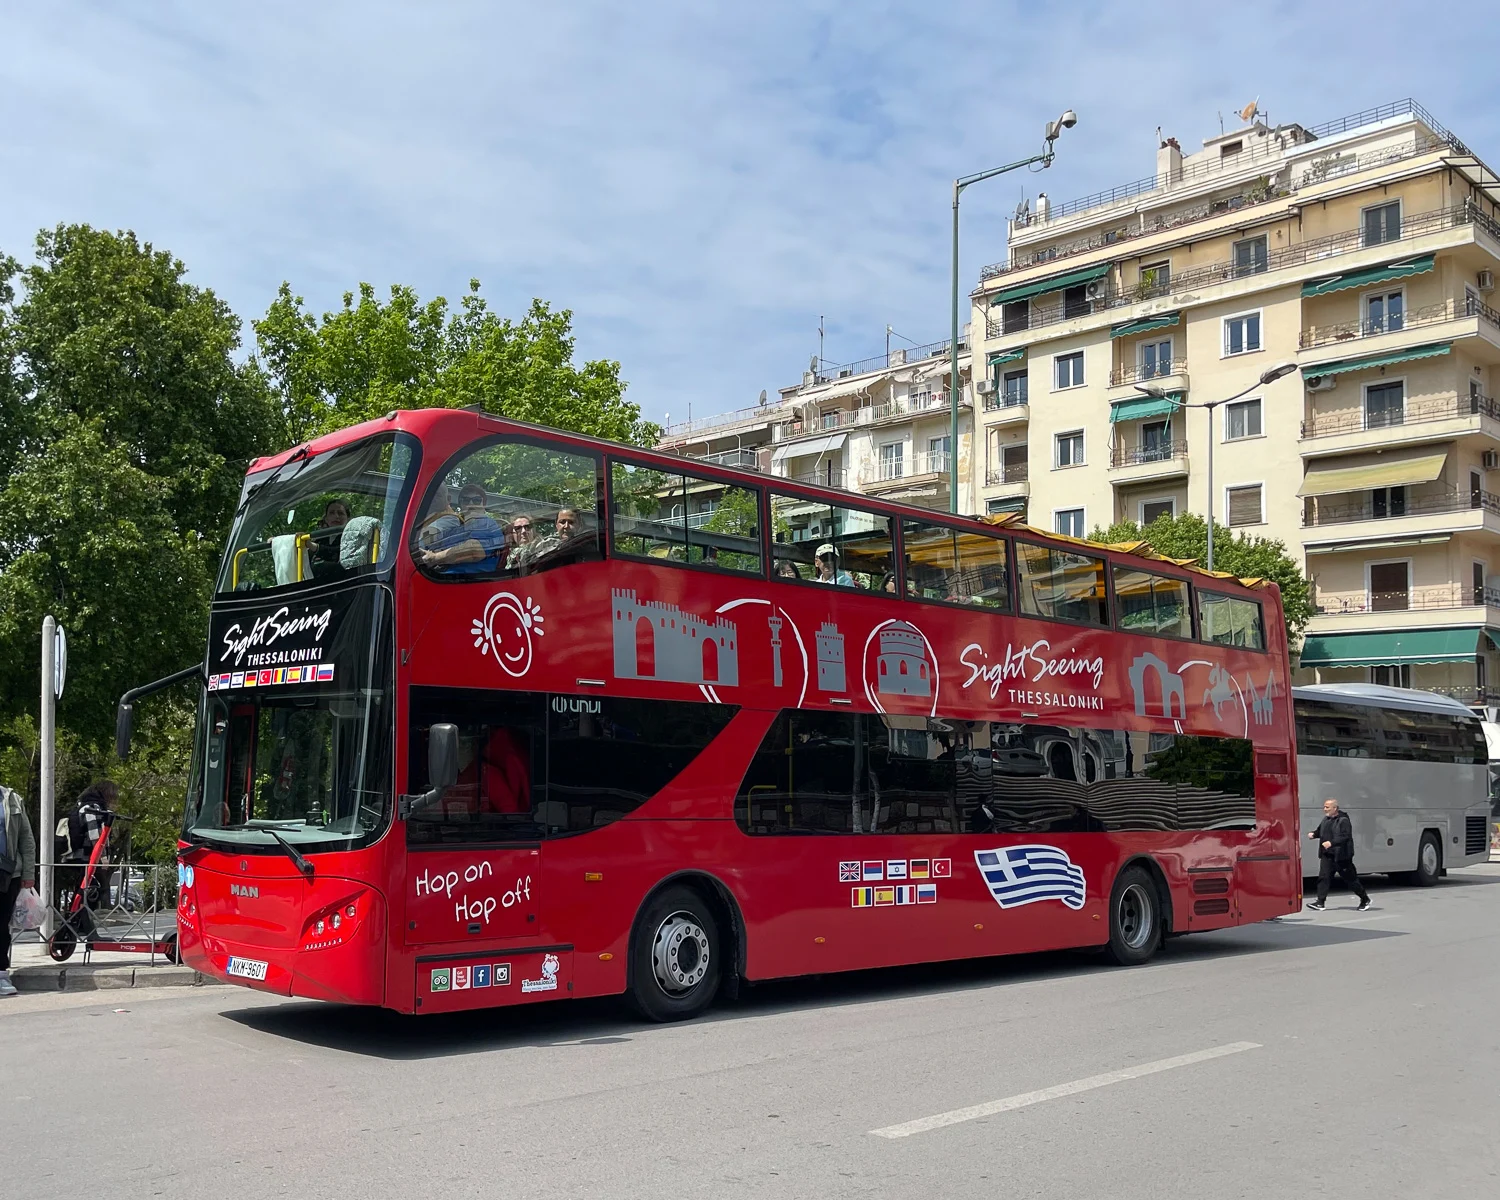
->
[986,461,1030,487]
[1303,488,1500,526]
[686,447,760,469]
[1110,440,1188,468]
[778,466,847,489]
[983,392,1029,412]
[1110,358,1189,387]
[14,857,180,964]
[1300,294,1500,350]
[1314,584,1500,614]
[808,334,968,386]
[1301,391,1500,438]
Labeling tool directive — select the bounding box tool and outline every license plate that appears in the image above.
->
[226,957,269,981]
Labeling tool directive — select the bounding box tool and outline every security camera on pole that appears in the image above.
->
[39,616,67,938]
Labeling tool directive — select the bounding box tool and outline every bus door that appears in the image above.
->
[404,695,545,946]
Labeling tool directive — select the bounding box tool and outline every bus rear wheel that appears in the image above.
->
[629,886,721,1023]
[1106,867,1162,966]
[1411,832,1442,887]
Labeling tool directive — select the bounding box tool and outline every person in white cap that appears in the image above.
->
[814,543,855,587]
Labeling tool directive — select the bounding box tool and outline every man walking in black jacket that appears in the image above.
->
[1307,797,1370,911]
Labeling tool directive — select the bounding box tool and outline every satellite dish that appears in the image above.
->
[1013,198,1030,221]
[758,389,768,406]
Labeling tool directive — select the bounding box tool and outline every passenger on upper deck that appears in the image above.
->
[417,484,506,575]
[813,543,857,587]
[504,514,537,569]
[528,507,580,562]
[311,500,350,579]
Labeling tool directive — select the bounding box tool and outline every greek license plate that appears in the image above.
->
[227,957,268,981]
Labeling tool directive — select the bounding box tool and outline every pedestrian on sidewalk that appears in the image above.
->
[1307,797,1370,912]
[1,782,38,997]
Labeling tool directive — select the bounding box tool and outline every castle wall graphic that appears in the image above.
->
[611,589,739,685]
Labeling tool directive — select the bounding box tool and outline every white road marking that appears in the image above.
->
[869,1041,1262,1139]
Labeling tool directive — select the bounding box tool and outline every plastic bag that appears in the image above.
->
[9,886,44,934]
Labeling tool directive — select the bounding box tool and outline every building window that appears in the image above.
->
[878,442,905,481]
[1140,498,1175,525]
[1054,508,1086,538]
[1364,289,1404,335]
[1368,561,1411,612]
[821,409,841,430]
[1001,300,1030,334]
[1063,285,1091,319]
[926,436,951,473]
[1054,351,1085,389]
[1370,664,1411,688]
[997,443,1028,484]
[1224,398,1262,440]
[1001,369,1029,406]
[1363,200,1402,248]
[1371,486,1407,518]
[1475,560,1488,606]
[1364,381,1404,429]
[1140,338,1173,379]
[1055,430,1085,468]
[1140,419,1172,461]
[1223,312,1262,356]
[1226,483,1263,526]
[1232,235,1268,278]
[1139,261,1170,297]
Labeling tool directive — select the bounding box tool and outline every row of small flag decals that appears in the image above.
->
[207,664,336,691]
[838,858,950,883]
[850,883,938,907]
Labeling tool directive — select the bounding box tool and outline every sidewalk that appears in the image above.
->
[6,937,217,994]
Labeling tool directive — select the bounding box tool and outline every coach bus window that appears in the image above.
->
[407,688,737,843]
[610,460,763,575]
[1015,541,1109,626]
[1112,567,1191,638]
[413,438,601,581]
[1376,707,1486,764]
[1198,591,1265,650]
[901,519,1011,610]
[768,493,892,588]
[1293,700,1375,758]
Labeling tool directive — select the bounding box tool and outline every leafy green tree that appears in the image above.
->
[255,280,657,447]
[1088,511,1313,641]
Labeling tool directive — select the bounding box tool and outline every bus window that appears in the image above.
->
[1198,591,1265,650]
[1376,708,1486,764]
[768,493,892,589]
[413,438,601,581]
[1015,541,1109,626]
[609,461,762,575]
[901,519,1011,610]
[1112,567,1191,638]
[1294,700,1376,758]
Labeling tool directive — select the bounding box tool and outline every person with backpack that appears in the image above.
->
[1307,796,1371,911]
[1,782,38,997]
[56,780,115,913]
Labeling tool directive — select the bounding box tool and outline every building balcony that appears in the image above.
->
[1305,588,1500,637]
[778,466,847,490]
[1108,439,1189,484]
[985,462,1030,498]
[1300,391,1500,456]
[859,451,952,493]
[1108,359,1190,392]
[981,395,1029,423]
[685,447,761,470]
[1299,295,1500,355]
[1302,488,1500,538]
[869,393,957,425]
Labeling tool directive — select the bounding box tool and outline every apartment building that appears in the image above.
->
[657,337,976,525]
[971,99,1500,704]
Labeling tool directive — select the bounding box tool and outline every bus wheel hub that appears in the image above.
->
[652,912,710,994]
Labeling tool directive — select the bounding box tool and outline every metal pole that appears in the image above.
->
[949,180,962,515]
[1205,404,1216,572]
[40,615,56,938]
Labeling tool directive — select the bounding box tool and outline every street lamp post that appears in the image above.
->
[949,109,1077,515]
[1136,361,1297,570]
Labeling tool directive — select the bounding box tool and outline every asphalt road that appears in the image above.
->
[5,868,1500,1199]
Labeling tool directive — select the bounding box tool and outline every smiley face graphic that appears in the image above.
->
[472,592,545,677]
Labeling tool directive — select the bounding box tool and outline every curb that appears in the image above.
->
[9,964,219,993]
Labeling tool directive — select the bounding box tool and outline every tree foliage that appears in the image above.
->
[1088,511,1313,641]
[254,280,657,447]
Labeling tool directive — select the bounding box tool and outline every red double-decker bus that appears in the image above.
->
[160,408,1298,1017]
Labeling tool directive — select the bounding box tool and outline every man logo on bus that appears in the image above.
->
[472,592,545,678]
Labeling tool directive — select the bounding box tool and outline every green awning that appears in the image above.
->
[988,348,1026,367]
[1299,627,1483,668]
[1301,254,1436,298]
[987,261,1111,307]
[1110,313,1181,339]
[987,497,1027,514]
[1110,392,1182,423]
[1302,342,1452,381]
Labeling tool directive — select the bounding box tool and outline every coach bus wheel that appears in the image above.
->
[1412,833,1442,887]
[630,887,721,1023]
[48,926,78,963]
[1106,867,1162,966]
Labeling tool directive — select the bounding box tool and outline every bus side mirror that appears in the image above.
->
[428,723,459,791]
[116,702,134,761]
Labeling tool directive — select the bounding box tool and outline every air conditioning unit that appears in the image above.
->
[1307,375,1337,392]
[1484,450,1499,471]
[1085,280,1107,302]
[975,378,997,395]
[1478,269,1495,294]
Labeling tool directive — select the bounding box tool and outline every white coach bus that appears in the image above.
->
[1293,683,1492,883]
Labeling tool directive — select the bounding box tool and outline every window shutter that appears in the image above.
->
[1227,484,1263,526]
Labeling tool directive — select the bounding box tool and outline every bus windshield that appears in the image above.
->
[184,586,394,853]
[217,433,420,594]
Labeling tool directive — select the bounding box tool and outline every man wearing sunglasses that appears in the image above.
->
[418,483,506,575]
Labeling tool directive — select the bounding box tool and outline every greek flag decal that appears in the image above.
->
[974,845,1087,911]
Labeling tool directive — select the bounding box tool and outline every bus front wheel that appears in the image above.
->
[1106,867,1162,966]
[629,886,721,1023]
[1411,832,1442,887]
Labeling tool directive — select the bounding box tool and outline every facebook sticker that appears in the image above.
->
[974,845,1087,911]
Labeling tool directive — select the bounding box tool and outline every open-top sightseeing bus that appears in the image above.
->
[135,408,1299,1017]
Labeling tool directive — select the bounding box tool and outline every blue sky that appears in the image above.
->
[5,1,1500,432]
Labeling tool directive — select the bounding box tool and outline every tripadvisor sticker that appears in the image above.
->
[430,968,451,992]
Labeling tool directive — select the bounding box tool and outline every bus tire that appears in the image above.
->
[1412,832,1442,887]
[629,886,722,1023]
[1106,866,1162,966]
